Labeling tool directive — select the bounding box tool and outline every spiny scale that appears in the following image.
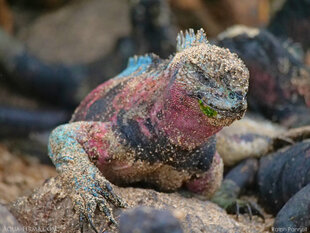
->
[176,28,208,52]
[117,54,155,78]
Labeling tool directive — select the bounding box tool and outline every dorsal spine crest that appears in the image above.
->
[176,28,208,52]
[117,54,158,78]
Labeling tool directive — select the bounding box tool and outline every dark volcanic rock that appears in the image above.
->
[119,206,183,233]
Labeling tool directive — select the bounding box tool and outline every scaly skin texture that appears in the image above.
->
[48,29,249,228]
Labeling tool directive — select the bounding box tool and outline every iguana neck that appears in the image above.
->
[151,80,223,149]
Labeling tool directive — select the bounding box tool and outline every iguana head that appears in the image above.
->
[169,28,249,127]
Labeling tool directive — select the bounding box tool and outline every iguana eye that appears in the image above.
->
[228,91,243,101]
[228,92,236,99]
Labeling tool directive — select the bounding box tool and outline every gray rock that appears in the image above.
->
[17,0,131,64]
[119,206,183,233]
[0,204,26,233]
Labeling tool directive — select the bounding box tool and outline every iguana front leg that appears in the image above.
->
[48,122,126,231]
[185,152,223,199]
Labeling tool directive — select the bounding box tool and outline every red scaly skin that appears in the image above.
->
[153,83,222,148]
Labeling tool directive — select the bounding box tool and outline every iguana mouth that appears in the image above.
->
[200,100,246,118]
[193,91,246,118]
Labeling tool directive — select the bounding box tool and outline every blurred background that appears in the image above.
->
[0,0,309,205]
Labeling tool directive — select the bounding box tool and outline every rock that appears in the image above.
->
[0,0,13,33]
[17,0,130,64]
[169,0,269,37]
[9,176,264,233]
[0,204,26,233]
[217,115,285,166]
[119,206,183,233]
[0,144,57,204]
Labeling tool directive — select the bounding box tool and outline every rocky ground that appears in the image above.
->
[0,143,56,204]
[0,143,274,233]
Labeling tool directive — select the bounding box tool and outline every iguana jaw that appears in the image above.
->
[198,98,247,120]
